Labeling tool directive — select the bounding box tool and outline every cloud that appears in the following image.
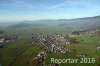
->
[10,0,36,8]
[0,0,99,10]
[39,0,89,9]
[0,0,38,9]
[48,0,100,9]
[0,0,100,11]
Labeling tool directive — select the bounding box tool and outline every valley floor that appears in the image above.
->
[0,27,100,66]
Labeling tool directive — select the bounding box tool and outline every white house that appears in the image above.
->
[97,46,100,50]
[0,38,4,43]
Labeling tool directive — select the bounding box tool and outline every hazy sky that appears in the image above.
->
[0,0,100,22]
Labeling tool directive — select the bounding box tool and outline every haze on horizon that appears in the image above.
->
[0,0,100,22]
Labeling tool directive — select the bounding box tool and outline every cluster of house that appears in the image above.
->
[97,46,100,50]
[69,29,98,37]
[77,53,87,58]
[32,33,79,53]
[35,51,46,66]
[0,36,18,43]
[51,44,72,53]
[34,51,60,66]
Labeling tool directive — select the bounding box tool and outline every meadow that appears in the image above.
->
[0,26,100,66]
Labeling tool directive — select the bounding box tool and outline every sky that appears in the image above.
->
[0,0,100,22]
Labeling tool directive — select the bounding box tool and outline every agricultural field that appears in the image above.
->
[0,26,100,66]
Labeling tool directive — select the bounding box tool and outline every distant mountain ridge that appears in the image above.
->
[1,15,100,29]
[9,23,31,28]
[31,15,100,30]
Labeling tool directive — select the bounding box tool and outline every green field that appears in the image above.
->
[0,27,100,66]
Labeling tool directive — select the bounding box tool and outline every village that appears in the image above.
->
[30,29,100,66]
[31,32,80,53]
[30,30,98,66]
[0,29,100,66]
[0,35,18,48]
